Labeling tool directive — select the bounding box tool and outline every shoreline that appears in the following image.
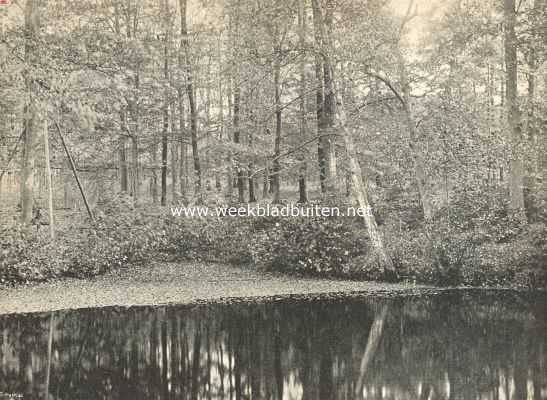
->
[0,261,435,315]
[1,261,542,316]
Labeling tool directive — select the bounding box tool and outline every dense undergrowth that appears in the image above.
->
[1,195,545,288]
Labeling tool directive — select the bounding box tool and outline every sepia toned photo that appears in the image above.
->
[0,0,546,398]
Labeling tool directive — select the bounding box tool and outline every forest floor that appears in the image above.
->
[0,261,434,315]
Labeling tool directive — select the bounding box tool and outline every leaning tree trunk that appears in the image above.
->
[504,0,527,221]
[310,0,395,274]
[336,95,396,276]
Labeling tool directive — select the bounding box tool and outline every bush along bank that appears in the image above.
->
[1,196,546,288]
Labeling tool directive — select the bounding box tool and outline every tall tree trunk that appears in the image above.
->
[248,166,256,202]
[43,121,55,240]
[161,107,169,206]
[322,0,337,192]
[248,110,257,203]
[180,0,202,201]
[272,46,282,204]
[230,3,245,203]
[311,0,326,193]
[131,65,140,201]
[234,85,246,203]
[311,0,336,194]
[504,0,527,221]
[131,136,138,200]
[178,89,187,199]
[205,47,213,193]
[152,142,159,205]
[120,138,128,193]
[217,33,224,193]
[526,0,545,221]
[161,0,170,206]
[171,106,178,201]
[399,54,433,220]
[297,0,308,203]
[20,0,41,224]
[161,113,169,206]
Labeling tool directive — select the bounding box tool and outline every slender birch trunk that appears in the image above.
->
[20,0,41,224]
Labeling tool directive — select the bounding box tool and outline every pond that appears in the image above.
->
[0,290,546,400]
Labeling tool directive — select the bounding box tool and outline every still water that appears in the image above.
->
[0,291,546,400]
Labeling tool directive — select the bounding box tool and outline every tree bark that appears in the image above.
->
[311,0,336,194]
[272,46,282,204]
[178,89,187,199]
[234,85,246,203]
[298,0,308,203]
[398,54,433,220]
[20,0,41,224]
[322,0,337,192]
[336,96,396,275]
[161,0,170,206]
[311,0,326,193]
[504,0,527,221]
[43,121,55,240]
[171,106,178,201]
[120,138,128,193]
[180,0,202,201]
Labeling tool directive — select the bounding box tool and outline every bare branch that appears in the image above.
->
[363,71,406,108]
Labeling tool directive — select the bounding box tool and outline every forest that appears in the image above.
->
[0,0,546,287]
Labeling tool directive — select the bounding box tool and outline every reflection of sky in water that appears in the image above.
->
[0,291,546,399]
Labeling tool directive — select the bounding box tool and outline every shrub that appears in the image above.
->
[1,194,545,289]
[62,196,165,277]
[0,225,69,284]
[248,215,371,277]
[161,210,256,265]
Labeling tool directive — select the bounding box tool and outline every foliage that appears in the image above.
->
[0,225,68,284]
[0,196,167,284]
[1,197,545,288]
[248,215,372,277]
[386,195,547,288]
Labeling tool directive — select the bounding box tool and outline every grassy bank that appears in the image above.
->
[1,196,546,288]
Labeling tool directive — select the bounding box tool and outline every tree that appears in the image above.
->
[180,0,202,201]
[316,0,396,275]
[504,0,526,221]
[20,0,42,224]
[311,0,337,194]
[297,0,308,203]
[161,0,171,206]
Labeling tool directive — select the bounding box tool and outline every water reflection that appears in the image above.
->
[0,291,546,400]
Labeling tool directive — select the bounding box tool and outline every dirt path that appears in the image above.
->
[0,262,432,315]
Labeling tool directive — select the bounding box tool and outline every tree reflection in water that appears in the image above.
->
[0,291,546,400]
